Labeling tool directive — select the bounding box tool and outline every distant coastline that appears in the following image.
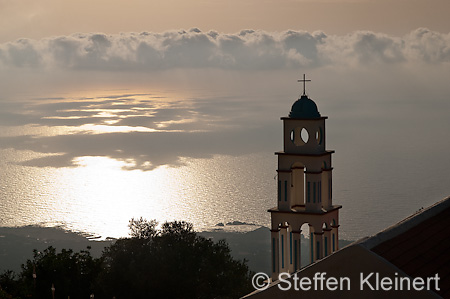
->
[0,226,111,273]
[0,225,353,274]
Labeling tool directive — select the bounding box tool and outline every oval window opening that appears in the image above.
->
[316,127,323,145]
[301,128,309,144]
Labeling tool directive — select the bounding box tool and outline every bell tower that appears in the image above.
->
[269,75,342,279]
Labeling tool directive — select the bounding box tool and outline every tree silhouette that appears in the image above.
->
[98,219,254,298]
[19,246,102,298]
[2,219,254,298]
[128,217,158,239]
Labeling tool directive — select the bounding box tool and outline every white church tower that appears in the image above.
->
[269,75,342,279]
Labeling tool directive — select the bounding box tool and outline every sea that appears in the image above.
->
[1,84,449,242]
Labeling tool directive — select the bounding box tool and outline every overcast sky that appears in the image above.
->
[1,0,450,43]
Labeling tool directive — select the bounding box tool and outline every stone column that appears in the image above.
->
[331,224,340,252]
[270,229,280,279]
[323,228,332,257]
[313,231,324,262]
[279,225,289,273]
[292,230,301,271]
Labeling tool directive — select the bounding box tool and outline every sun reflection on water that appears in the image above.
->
[75,124,157,133]
[0,148,275,239]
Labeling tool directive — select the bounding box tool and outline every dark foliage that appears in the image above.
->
[128,217,158,239]
[98,220,254,298]
[1,220,254,299]
[0,270,18,299]
[4,246,102,298]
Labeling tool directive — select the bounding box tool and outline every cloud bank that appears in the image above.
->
[1,28,450,71]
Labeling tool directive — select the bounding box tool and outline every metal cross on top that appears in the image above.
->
[298,74,311,96]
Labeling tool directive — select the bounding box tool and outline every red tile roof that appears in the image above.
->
[372,203,450,298]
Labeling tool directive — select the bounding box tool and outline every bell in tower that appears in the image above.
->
[269,75,342,280]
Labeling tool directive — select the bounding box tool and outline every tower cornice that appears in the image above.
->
[268,205,342,215]
[275,150,335,157]
[281,116,328,120]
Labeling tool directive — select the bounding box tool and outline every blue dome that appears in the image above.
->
[289,95,321,118]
